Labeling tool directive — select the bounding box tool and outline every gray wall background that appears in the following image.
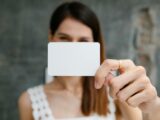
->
[0,0,160,120]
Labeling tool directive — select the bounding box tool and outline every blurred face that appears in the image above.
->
[49,17,94,42]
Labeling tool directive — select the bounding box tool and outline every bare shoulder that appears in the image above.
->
[18,91,33,120]
[19,91,31,106]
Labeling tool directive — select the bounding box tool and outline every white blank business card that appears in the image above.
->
[48,42,100,76]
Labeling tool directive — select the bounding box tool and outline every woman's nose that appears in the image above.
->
[72,39,79,42]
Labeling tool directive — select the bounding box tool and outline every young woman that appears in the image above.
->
[18,1,160,120]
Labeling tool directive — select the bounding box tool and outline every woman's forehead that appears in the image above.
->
[56,18,93,38]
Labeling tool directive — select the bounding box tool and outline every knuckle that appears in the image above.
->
[136,66,146,74]
[117,92,126,101]
[126,59,134,66]
[144,89,150,96]
[152,87,158,97]
[139,76,150,85]
[148,86,157,98]
[144,76,150,84]
[136,77,148,89]
[103,59,111,67]
[127,98,137,107]
[143,87,156,100]
[144,76,150,81]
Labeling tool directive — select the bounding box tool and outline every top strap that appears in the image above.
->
[27,85,54,120]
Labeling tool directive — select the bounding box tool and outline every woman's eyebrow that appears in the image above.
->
[57,32,92,41]
[57,32,71,37]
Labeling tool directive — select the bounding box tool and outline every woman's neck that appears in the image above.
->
[53,76,84,96]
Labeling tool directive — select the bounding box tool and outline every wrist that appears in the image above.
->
[146,97,160,119]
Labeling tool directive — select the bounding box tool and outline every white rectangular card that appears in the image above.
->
[48,42,100,76]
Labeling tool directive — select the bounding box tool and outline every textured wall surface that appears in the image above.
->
[0,0,160,119]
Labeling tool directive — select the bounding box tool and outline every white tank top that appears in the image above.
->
[27,85,116,120]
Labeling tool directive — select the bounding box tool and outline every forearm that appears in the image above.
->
[143,97,160,120]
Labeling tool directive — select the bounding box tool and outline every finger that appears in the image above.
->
[95,59,119,89]
[138,87,157,113]
[95,59,135,89]
[102,59,135,71]
[118,59,135,72]
[127,90,148,107]
[127,85,157,108]
[109,66,146,98]
[116,76,148,102]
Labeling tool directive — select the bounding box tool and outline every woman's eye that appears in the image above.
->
[59,37,70,42]
[79,39,89,42]
[60,39,69,42]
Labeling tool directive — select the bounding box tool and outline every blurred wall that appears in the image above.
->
[0,0,160,119]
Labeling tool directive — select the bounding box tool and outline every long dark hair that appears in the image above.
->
[49,1,109,116]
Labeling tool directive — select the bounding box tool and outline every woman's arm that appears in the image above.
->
[18,91,33,120]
